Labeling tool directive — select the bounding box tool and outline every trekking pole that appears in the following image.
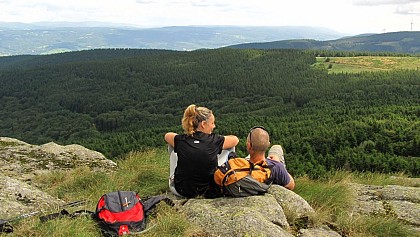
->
[0,200,87,233]
[0,210,41,233]
[39,200,91,222]
[60,200,87,208]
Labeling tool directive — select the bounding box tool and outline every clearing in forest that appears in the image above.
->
[314,56,420,73]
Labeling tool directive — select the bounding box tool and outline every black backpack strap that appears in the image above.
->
[249,160,255,174]
[0,220,14,233]
[39,209,70,222]
[142,195,174,217]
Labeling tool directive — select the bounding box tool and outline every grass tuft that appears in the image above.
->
[335,213,416,237]
[293,171,417,237]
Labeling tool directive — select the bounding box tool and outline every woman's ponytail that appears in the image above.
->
[181,104,212,135]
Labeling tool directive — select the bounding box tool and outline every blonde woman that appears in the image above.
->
[164,104,239,198]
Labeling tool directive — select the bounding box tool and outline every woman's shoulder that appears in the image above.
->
[174,133,189,140]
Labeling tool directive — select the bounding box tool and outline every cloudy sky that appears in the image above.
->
[1,0,419,34]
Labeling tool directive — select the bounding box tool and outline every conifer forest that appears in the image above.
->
[0,48,419,177]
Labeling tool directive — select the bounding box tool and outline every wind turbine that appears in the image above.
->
[411,19,413,31]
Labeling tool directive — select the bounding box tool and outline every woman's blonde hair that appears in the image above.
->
[182,104,213,135]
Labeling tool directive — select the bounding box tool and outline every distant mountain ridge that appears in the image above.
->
[228,31,420,54]
[2,22,419,55]
[0,22,346,55]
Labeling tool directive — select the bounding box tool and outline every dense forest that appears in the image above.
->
[0,48,419,177]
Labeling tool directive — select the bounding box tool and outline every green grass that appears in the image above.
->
[292,174,353,229]
[2,149,417,237]
[335,213,415,237]
[3,148,200,237]
[0,141,19,147]
[294,172,417,237]
[347,171,420,187]
[314,56,420,73]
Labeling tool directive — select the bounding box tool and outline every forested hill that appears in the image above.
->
[0,49,171,71]
[0,48,419,178]
[228,31,420,54]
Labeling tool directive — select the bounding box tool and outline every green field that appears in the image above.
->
[314,56,420,73]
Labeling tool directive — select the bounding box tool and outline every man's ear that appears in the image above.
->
[246,138,251,150]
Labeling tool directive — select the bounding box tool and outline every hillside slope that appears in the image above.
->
[229,31,420,54]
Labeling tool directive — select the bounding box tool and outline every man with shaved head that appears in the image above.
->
[247,126,295,190]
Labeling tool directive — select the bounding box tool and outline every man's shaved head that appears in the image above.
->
[247,127,270,153]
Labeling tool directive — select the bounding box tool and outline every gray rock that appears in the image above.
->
[381,185,420,203]
[268,185,315,218]
[348,183,386,215]
[180,195,293,237]
[0,137,117,220]
[388,200,420,226]
[0,137,117,182]
[349,182,420,231]
[298,225,342,237]
[0,174,65,220]
[350,198,386,216]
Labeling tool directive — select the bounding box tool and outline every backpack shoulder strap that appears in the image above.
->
[142,195,174,217]
[250,160,272,184]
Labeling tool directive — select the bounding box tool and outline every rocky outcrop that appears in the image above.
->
[172,181,420,236]
[180,192,293,237]
[173,185,339,237]
[0,174,66,220]
[0,137,117,221]
[268,185,314,219]
[349,182,420,234]
[0,137,117,182]
[182,195,291,237]
[298,225,342,237]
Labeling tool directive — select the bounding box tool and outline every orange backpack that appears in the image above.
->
[214,157,272,197]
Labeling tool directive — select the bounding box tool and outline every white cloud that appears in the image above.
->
[0,0,419,33]
[352,0,420,17]
[395,4,420,14]
[353,0,420,6]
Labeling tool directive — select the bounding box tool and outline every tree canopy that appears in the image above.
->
[0,48,418,177]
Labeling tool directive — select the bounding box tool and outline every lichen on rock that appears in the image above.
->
[0,137,118,220]
[0,137,117,182]
[0,174,66,220]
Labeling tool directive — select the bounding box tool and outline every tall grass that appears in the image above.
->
[294,171,416,237]
[4,148,199,237]
[2,149,417,237]
[293,174,354,228]
[335,213,415,237]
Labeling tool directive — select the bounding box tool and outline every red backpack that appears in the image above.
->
[94,191,170,236]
